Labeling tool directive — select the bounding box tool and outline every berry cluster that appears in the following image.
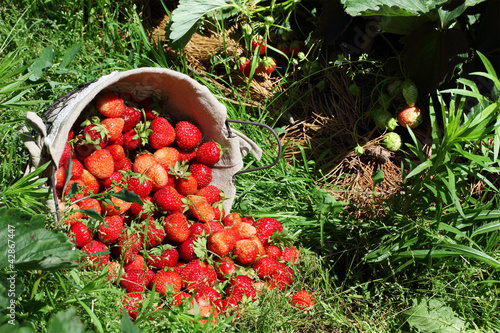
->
[56,91,312,323]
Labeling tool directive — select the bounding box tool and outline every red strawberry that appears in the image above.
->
[189,163,212,189]
[78,197,102,218]
[196,142,222,165]
[225,275,256,303]
[101,171,124,188]
[291,290,316,310]
[121,292,143,321]
[147,246,179,269]
[251,35,266,54]
[232,222,257,240]
[96,92,125,118]
[63,179,88,201]
[203,221,224,236]
[123,254,148,272]
[115,230,143,264]
[126,173,153,197]
[214,256,236,280]
[398,105,422,129]
[82,123,109,149]
[149,116,175,150]
[152,270,182,296]
[131,195,155,219]
[196,185,223,205]
[277,42,291,58]
[267,265,293,291]
[121,106,141,132]
[207,228,238,257]
[180,260,217,292]
[58,142,73,168]
[105,144,127,171]
[138,96,160,120]
[249,235,266,257]
[289,40,304,55]
[265,245,282,260]
[281,245,301,264]
[164,212,190,243]
[133,153,157,174]
[253,257,281,279]
[106,261,122,282]
[154,147,179,170]
[81,240,110,268]
[194,286,222,311]
[175,175,198,196]
[222,212,242,227]
[254,217,283,247]
[172,291,192,307]
[123,128,140,151]
[238,57,258,77]
[141,217,166,249]
[120,269,154,292]
[98,215,124,244]
[100,186,132,216]
[174,121,202,150]
[101,117,124,142]
[60,203,83,226]
[178,235,198,262]
[212,204,225,221]
[69,222,93,247]
[154,186,184,214]
[259,56,277,74]
[183,195,215,223]
[233,239,258,266]
[84,149,114,179]
[177,148,197,164]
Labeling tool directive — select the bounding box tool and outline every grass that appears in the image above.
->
[1,0,499,332]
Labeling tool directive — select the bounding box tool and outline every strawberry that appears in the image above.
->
[177,148,197,164]
[147,246,179,269]
[183,195,215,223]
[225,275,256,303]
[189,163,212,189]
[180,260,217,291]
[121,292,144,321]
[122,128,140,151]
[121,105,142,132]
[55,166,66,189]
[152,270,182,296]
[289,40,304,55]
[120,269,154,292]
[101,171,124,189]
[154,186,184,214]
[145,163,169,191]
[196,141,223,165]
[106,261,122,282]
[251,35,266,54]
[96,92,125,118]
[58,142,73,168]
[214,256,236,280]
[138,96,160,120]
[78,197,102,218]
[141,217,166,249]
[231,221,256,239]
[101,117,124,141]
[222,212,242,227]
[265,245,282,260]
[81,240,110,268]
[81,122,109,149]
[291,290,316,310]
[233,239,258,266]
[402,79,418,106]
[115,230,142,264]
[281,245,301,264]
[178,235,198,262]
[253,257,281,279]
[149,116,175,150]
[68,221,93,247]
[207,228,238,257]
[203,221,224,236]
[248,235,266,257]
[154,147,179,170]
[133,152,157,174]
[175,175,198,196]
[383,132,402,152]
[164,212,190,243]
[172,291,192,307]
[194,286,222,311]
[63,179,88,201]
[174,121,202,150]
[259,56,277,74]
[254,217,283,247]
[267,265,293,291]
[277,42,291,58]
[84,149,114,179]
[397,105,422,129]
[70,160,84,179]
[212,203,225,221]
[126,173,153,197]
[98,215,124,244]
[101,186,133,216]
[131,195,155,219]
[123,254,148,272]
[238,57,258,77]
[59,203,82,226]
[105,144,127,171]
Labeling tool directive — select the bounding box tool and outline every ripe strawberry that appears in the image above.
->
[189,163,212,189]
[259,56,277,74]
[225,275,256,303]
[81,240,110,268]
[178,235,198,262]
[96,92,125,118]
[115,230,142,264]
[149,116,175,150]
[123,254,148,272]
[105,144,127,171]
[222,212,242,227]
[265,245,282,260]
[267,265,293,291]
[98,215,124,244]
[106,261,122,282]
[194,286,222,311]
[101,171,124,188]
[70,160,84,179]
[59,203,82,226]
[82,123,109,149]
[154,147,179,170]
[101,117,124,141]
[122,128,140,151]
[126,172,153,197]
[133,152,157,174]
[183,195,215,223]
[253,257,281,279]
[196,142,222,165]
[281,245,301,264]
[214,256,236,280]
[232,222,256,239]
[177,148,197,164]
[152,270,182,296]
[55,166,66,189]
[175,121,202,150]
[147,246,179,269]
[238,57,258,77]
[398,105,422,129]
[141,217,166,249]
[120,269,154,293]
[58,142,73,168]
[203,221,224,236]
[146,163,169,191]
[175,175,198,196]
[63,179,88,201]
[131,195,155,219]
[172,291,192,307]
[251,35,266,54]
[121,105,142,132]
[233,239,258,266]
[402,79,418,106]
[249,235,266,257]
[101,187,133,216]
[154,186,184,214]
[180,260,217,291]
[289,40,305,55]
[212,203,225,221]
[291,290,316,310]
[277,42,291,58]
[121,292,143,321]
[138,96,160,120]
[254,217,283,247]
[207,228,238,257]
[69,221,93,247]
[84,149,114,179]
[164,212,190,243]
[78,197,102,218]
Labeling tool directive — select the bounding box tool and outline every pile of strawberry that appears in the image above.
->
[55,91,314,324]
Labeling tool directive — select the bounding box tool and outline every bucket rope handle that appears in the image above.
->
[226,119,283,178]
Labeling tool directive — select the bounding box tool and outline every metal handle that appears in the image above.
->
[226,119,283,178]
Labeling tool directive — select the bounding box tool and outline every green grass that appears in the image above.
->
[1,0,499,332]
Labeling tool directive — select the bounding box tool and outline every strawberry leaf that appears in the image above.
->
[110,189,143,205]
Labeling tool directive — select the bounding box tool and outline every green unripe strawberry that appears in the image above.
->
[402,79,418,106]
[378,93,391,110]
[354,144,365,156]
[373,108,398,132]
[387,79,402,98]
[383,132,402,152]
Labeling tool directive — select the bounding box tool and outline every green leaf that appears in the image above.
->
[29,46,54,81]
[121,311,143,333]
[47,308,85,333]
[372,169,384,186]
[403,297,468,333]
[110,189,143,205]
[436,244,500,268]
[471,221,500,238]
[341,0,449,16]
[56,43,83,73]
[0,208,80,271]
